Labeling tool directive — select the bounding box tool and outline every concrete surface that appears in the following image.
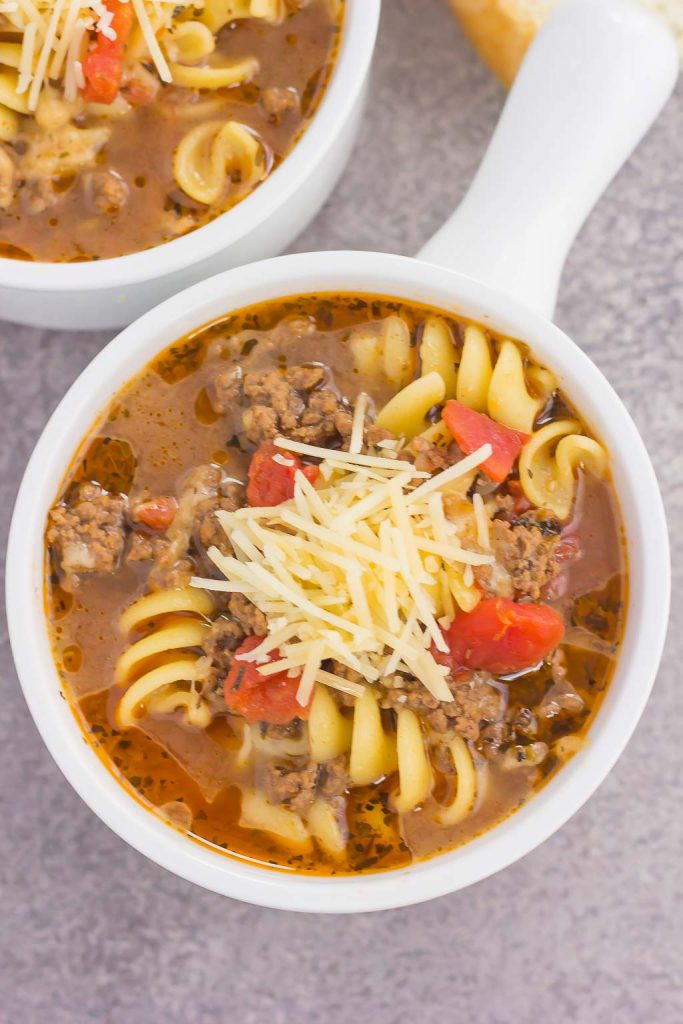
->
[1,1,681,1021]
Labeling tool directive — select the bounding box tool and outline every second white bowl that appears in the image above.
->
[0,0,380,331]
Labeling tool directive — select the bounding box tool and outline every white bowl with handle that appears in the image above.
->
[0,0,381,331]
[6,0,675,911]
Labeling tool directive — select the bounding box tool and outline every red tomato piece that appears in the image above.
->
[246,441,320,507]
[442,400,530,483]
[132,496,177,532]
[435,597,565,675]
[82,1,134,105]
[224,636,311,724]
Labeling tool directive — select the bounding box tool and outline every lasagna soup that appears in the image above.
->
[45,294,626,874]
[0,0,341,261]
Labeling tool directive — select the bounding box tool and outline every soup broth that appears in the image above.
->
[45,294,627,874]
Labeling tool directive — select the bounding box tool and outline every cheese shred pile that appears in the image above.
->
[192,437,494,709]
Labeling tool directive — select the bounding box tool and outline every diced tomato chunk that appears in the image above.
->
[82,1,134,105]
[435,597,565,675]
[246,440,319,507]
[224,636,311,724]
[442,400,530,483]
[132,496,177,532]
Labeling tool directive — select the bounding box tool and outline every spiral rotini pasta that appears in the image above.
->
[169,55,259,91]
[239,789,312,847]
[162,20,216,65]
[34,88,82,130]
[239,790,347,857]
[456,327,555,433]
[308,685,478,819]
[308,683,353,762]
[375,315,607,521]
[435,735,479,826]
[375,371,446,438]
[394,707,432,813]
[519,419,608,519]
[172,119,268,206]
[348,688,399,786]
[419,316,459,398]
[307,797,348,856]
[115,587,214,729]
[0,70,28,114]
[377,318,554,438]
[349,315,416,389]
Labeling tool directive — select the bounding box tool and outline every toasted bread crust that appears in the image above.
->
[448,0,545,87]
[449,0,681,86]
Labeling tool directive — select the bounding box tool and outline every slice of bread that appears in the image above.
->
[449,0,683,86]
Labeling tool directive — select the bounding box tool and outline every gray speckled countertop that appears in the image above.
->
[1,2,681,1021]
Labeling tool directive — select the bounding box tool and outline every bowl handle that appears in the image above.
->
[417,0,678,320]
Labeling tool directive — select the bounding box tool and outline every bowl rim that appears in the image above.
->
[6,250,671,913]
[0,0,381,292]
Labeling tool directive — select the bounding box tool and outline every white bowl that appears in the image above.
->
[6,249,670,913]
[0,0,380,331]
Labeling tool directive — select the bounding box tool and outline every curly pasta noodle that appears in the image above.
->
[309,684,479,818]
[169,55,259,91]
[236,680,482,855]
[115,587,214,729]
[162,20,215,65]
[457,329,607,514]
[349,315,415,389]
[239,790,312,848]
[172,119,268,206]
[519,419,608,519]
[238,788,348,857]
[370,314,608,519]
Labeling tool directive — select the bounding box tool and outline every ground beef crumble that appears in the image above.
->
[381,674,503,740]
[489,518,563,600]
[318,755,350,799]
[265,757,320,814]
[202,617,247,702]
[228,593,267,637]
[126,531,167,563]
[47,483,127,581]
[264,754,350,812]
[212,363,353,447]
[196,482,244,554]
[408,436,461,474]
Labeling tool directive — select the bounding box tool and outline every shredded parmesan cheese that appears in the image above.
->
[16,20,37,94]
[194,436,497,705]
[472,491,490,551]
[348,392,368,456]
[129,0,172,82]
